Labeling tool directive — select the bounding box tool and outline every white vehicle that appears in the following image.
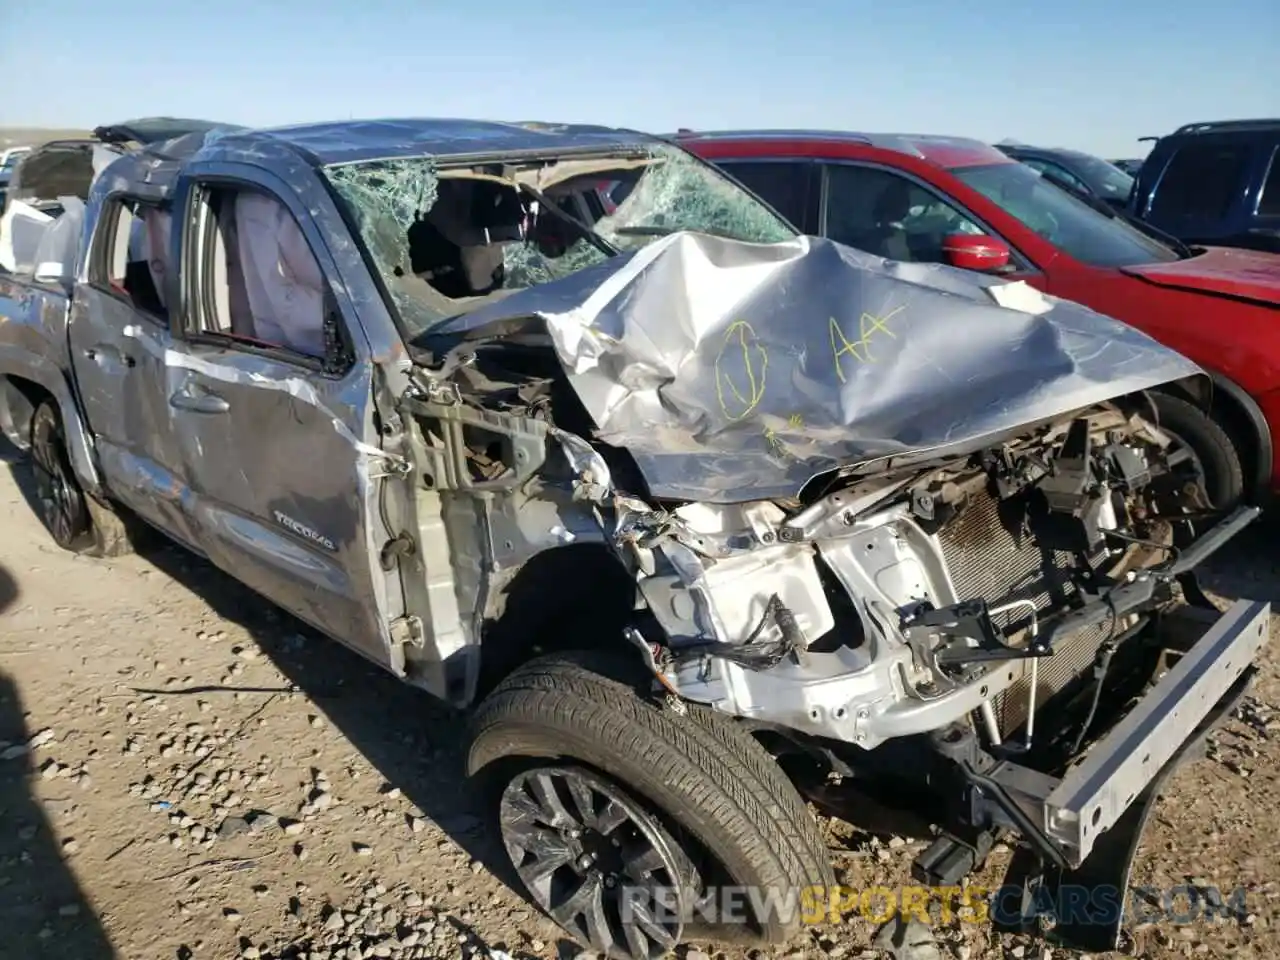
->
[0,146,33,209]
[0,145,31,170]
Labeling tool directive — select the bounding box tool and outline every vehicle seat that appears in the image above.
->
[30,198,84,281]
[410,179,515,298]
[124,207,172,313]
[141,208,172,308]
[234,192,327,357]
[861,180,913,261]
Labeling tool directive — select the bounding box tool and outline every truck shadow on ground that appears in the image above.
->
[0,561,118,960]
[127,530,597,957]
[1197,509,1280,602]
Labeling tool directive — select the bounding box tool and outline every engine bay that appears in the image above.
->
[405,330,1222,753]
[587,394,1215,750]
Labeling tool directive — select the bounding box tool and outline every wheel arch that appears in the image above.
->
[0,364,103,497]
[473,542,645,702]
[1155,372,1272,501]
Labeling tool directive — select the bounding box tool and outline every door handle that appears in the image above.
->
[85,344,136,369]
[169,385,229,414]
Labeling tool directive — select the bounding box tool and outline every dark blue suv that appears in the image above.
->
[1130,119,1280,253]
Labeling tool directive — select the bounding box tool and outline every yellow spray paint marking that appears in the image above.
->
[715,320,769,421]
[764,414,804,458]
[829,305,906,383]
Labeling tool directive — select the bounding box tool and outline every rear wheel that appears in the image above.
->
[468,650,835,959]
[1151,392,1244,510]
[29,400,132,557]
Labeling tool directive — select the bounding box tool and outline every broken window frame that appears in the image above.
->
[87,193,173,326]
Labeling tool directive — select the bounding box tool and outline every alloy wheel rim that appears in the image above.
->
[499,766,692,960]
[31,416,78,545]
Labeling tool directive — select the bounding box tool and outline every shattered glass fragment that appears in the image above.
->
[502,237,607,289]
[593,149,795,248]
[325,158,439,278]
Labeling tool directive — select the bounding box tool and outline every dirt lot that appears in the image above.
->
[0,441,1277,960]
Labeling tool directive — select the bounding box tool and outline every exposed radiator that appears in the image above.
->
[935,490,1114,735]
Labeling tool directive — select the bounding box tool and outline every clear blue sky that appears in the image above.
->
[3,0,1276,158]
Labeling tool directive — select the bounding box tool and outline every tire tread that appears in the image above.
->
[469,650,833,945]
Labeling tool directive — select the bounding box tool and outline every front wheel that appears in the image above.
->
[468,650,835,959]
[1150,392,1244,510]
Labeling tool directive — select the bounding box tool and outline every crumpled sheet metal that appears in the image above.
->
[432,233,1203,504]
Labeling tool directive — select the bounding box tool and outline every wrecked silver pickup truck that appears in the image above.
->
[0,116,1269,957]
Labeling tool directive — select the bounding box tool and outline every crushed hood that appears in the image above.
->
[428,233,1202,502]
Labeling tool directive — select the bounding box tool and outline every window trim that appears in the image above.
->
[711,157,818,234]
[86,192,172,327]
[1253,144,1280,218]
[178,175,356,379]
[1145,141,1254,222]
[816,159,1040,275]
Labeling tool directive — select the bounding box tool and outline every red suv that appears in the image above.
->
[677,129,1280,503]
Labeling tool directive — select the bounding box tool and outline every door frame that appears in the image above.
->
[164,160,407,672]
[816,158,1044,278]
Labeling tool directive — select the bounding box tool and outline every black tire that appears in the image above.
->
[468,650,834,957]
[1151,392,1244,509]
[28,400,132,558]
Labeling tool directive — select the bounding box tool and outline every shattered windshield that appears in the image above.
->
[323,143,796,335]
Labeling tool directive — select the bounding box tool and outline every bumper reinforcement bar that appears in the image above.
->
[978,598,1268,951]
[1042,598,1268,865]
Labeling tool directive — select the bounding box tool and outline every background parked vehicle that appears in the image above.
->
[1129,119,1280,254]
[1109,157,1144,176]
[994,143,1136,211]
[676,128,1280,505]
[0,146,31,167]
[0,145,32,210]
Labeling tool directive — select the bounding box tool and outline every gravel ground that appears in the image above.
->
[0,443,1276,960]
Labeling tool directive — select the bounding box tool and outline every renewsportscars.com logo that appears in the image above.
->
[614,883,1251,928]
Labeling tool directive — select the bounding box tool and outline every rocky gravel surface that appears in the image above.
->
[1,443,1277,960]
